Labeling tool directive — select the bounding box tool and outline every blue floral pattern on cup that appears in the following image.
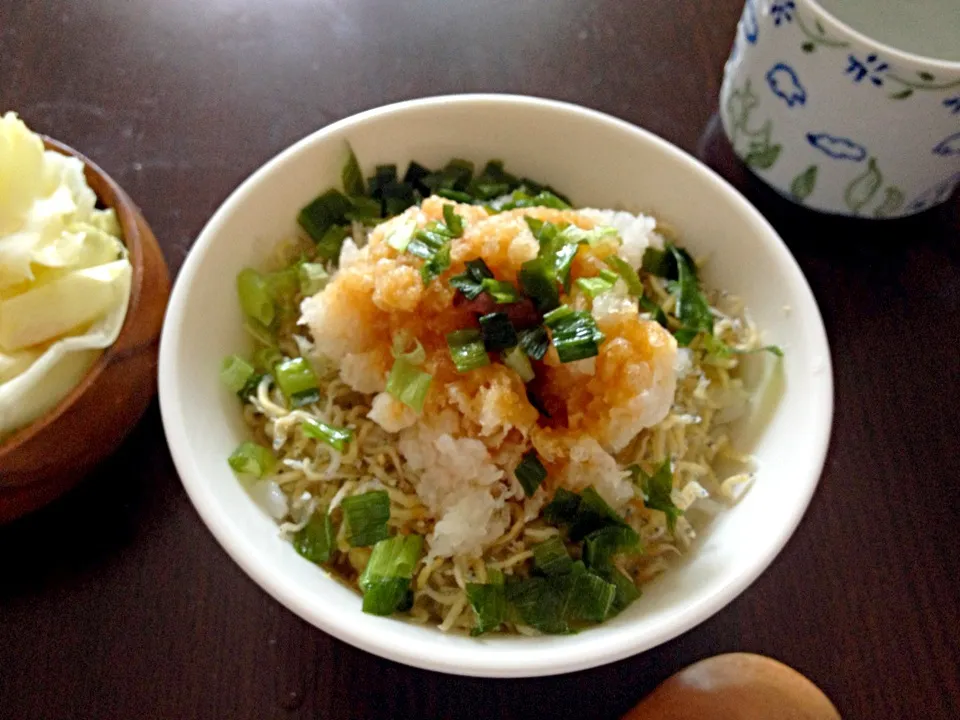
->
[771,2,796,26]
[906,172,960,213]
[766,63,807,106]
[806,133,867,161]
[743,0,759,44]
[944,97,960,114]
[933,132,960,157]
[845,54,888,86]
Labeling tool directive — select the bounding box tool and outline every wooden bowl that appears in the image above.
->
[0,137,170,522]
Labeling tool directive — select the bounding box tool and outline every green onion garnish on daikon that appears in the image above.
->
[342,491,391,547]
[543,305,606,363]
[442,204,464,236]
[479,312,518,351]
[482,279,521,304]
[359,534,424,615]
[502,345,534,382]
[576,275,616,298]
[518,326,550,361]
[228,441,276,478]
[293,512,335,564]
[274,357,320,407]
[237,268,276,327]
[466,568,506,635]
[386,358,432,413]
[220,355,256,396]
[533,537,573,576]
[447,329,490,372]
[515,450,547,496]
[605,256,644,296]
[449,258,495,300]
[300,417,354,451]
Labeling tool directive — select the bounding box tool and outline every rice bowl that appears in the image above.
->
[159,95,832,676]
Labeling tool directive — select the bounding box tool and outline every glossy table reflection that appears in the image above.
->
[2,2,959,718]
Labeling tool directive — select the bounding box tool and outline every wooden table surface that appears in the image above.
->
[2,1,959,718]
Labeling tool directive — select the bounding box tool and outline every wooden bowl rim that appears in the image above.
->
[0,137,149,458]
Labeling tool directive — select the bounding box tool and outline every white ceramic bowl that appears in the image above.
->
[159,94,833,678]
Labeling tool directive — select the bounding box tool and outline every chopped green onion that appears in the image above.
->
[668,243,713,343]
[345,195,382,223]
[342,491,391,547]
[563,571,616,622]
[237,371,264,400]
[607,568,641,615]
[533,537,573,576]
[605,256,644,296]
[301,417,354,451]
[631,461,682,531]
[391,332,426,365]
[315,224,351,262]
[243,318,277,348]
[386,357,432,413]
[420,242,451,284]
[275,357,320,407]
[543,487,582,526]
[502,345,534,382]
[220,354,256,395]
[480,278,520,304]
[442,205,465,236]
[437,188,473,203]
[558,225,619,246]
[360,534,423,586]
[515,449,547,496]
[568,487,630,541]
[583,525,641,570]
[252,346,282,372]
[423,158,474,193]
[519,256,561,312]
[298,189,352,244]
[341,144,366,196]
[599,268,619,284]
[505,576,569,634]
[641,247,671,276]
[446,329,490,373]
[237,268,276,326]
[385,217,417,252]
[359,534,423,615]
[466,568,506,636]
[449,258,495,299]
[299,262,330,296]
[228,441,275,478]
[493,190,571,211]
[368,164,398,198]
[264,266,300,311]
[518,326,550,361]
[479,312,518,351]
[293,513,335,564]
[402,161,432,195]
[544,306,606,363]
[576,275,616,298]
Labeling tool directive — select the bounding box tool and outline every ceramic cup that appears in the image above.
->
[720,0,960,218]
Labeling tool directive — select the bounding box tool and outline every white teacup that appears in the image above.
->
[720,0,960,218]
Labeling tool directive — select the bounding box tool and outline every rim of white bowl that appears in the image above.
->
[159,94,834,678]
[805,0,960,71]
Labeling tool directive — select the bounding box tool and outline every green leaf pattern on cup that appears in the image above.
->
[725,79,783,171]
[873,186,905,218]
[844,157,882,215]
[790,165,818,201]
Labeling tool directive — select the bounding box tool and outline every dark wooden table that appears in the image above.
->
[2,1,959,718]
